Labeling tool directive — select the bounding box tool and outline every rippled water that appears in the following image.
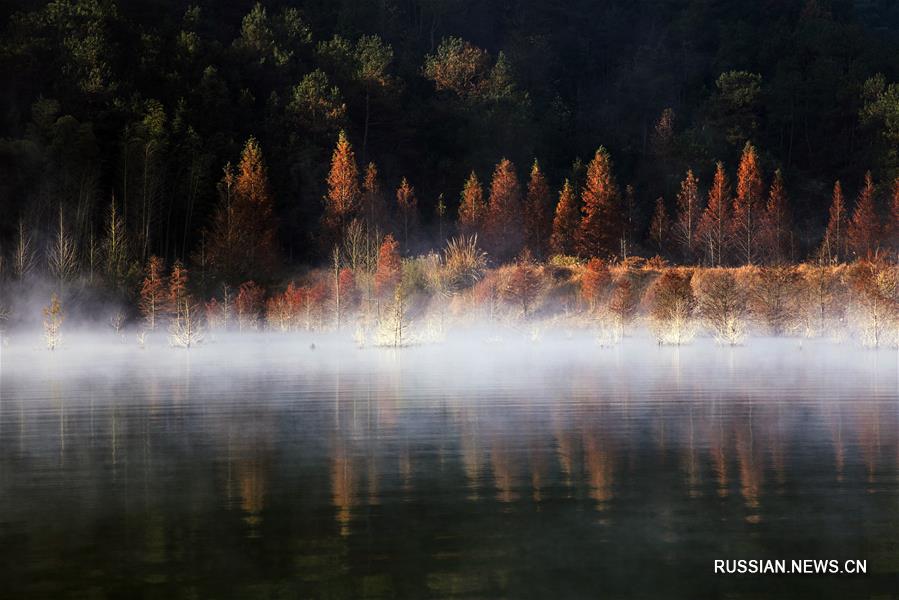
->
[1,335,897,598]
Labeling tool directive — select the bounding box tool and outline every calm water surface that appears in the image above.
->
[0,336,897,599]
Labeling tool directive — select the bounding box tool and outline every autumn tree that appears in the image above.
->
[672,170,701,262]
[549,179,579,256]
[608,277,638,338]
[524,160,553,258]
[849,258,898,347]
[374,234,401,299]
[206,138,279,284]
[761,169,791,263]
[847,171,881,259]
[458,171,486,238]
[395,177,417,252]
[484,158,523,262]
[167,260,189,318]
[139,255,166,331]
[323,130,360,244]
[649,270,696,345]
[649,197,670,255]
[697,270,748,345]
[731,142,764,264]
[575,147,622,259]
[751,266,801,335]
[821,181,848,263]
[580,258,611,311]
[695,162,731,266]
[502,251,542,317]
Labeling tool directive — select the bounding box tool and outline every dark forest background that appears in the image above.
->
[3,0,899,266]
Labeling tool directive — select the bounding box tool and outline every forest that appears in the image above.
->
[1,0,898,348]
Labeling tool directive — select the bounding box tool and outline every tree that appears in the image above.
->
[374,234,401,299]
[608,277,638,338]
[355,35,394,161]
[649,271,696,345]
[395,177,417,252]
[550,179,579,256]
[731,142,764,265]
[206,138,279,284]
[43,293,64,350]
[580,258,611,311]
[697,270,747,345]
[575,147,621,259]
[849,258,897,348]
[672,170,701,262]
[524,160,552,258]
[458,171,486,237]
[47,205,78,284]
[502,252,541,317]
[288,69,346,136]
[423,37,491,99]
[139,255,166,331]
[485,158,523,262]
[102,196,130,291]
[323,130,360,244]
[649,198,670,255]
[847,171,881,259]
[714,71,762,146]
[12,219,36,279]
[167,260,189,319]
[822,181,848,263]
[761,169,791,263]
[361,162,387,231]
[696,162,731,266]
[236,280,265,330]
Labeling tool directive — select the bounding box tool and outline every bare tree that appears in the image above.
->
[697,270,748,345]
[13,218,36,279]
[47,206,79,284]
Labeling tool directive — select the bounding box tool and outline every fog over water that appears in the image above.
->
[0,333,897,598]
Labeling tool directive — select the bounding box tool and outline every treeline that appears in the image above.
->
[6,0,899,271]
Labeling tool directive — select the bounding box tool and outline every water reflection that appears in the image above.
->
[0,339,897,598]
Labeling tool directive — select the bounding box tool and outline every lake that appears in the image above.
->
[0,334,897,598]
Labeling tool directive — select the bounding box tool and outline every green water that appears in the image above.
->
[0,337,897,598]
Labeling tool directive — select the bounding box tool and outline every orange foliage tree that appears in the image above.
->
[822,181,848,262]
[524,160,552,258]
[206,137,279,284]
[484,158,523,262]
[731,142,764,265]
[374,234,402,298]
[324,130,360,243]
[502,251,542,317]
[847,171,881,259]
[672,169,701,262]
[575,147,621,259]
[549,179,579,256]
[458,171,486,238]
[695,162,731,266]
[139,255,166,330]
[761,169,791,263]
[580,258,611,311]
[167,260,189,318]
